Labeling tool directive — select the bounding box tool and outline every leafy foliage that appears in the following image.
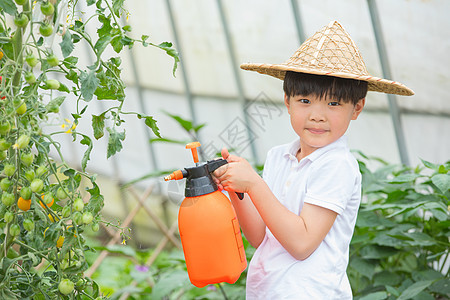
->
[349,154,449,300]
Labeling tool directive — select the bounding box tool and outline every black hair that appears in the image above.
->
[283,71,368,105]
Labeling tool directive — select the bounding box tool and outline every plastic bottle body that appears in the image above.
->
[178,190,247,288]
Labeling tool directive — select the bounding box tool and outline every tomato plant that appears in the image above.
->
[0,0,179,298]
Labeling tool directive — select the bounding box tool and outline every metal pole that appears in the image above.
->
[290,0,306,44]
[216,0,259,162]
[367,0,410,166]
[164,0,203,158]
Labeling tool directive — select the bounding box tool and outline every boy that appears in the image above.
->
[213,21,413,299]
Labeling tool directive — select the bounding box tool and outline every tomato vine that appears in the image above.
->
[0,0,178,298]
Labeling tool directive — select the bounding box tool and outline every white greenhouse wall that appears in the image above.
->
[44,0,449,192]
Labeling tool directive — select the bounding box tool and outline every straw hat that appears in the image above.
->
[241,21,414,96]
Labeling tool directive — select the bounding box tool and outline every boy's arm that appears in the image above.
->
[248,178,337,260]
[228,192,266,248]
[215,152,337,260]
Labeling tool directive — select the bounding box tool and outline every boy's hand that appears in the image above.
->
[213,148,260,194]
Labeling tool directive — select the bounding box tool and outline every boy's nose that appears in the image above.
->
[309,109,326,122]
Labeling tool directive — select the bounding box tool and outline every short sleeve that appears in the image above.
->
[262,148,274,182]
[304,155,358,215]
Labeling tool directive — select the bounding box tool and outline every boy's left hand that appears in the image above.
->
[213,148,260,194]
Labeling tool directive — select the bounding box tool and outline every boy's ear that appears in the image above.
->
[352,98,365,120]
[284,93,290,109]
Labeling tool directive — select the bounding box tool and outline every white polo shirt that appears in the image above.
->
[246,136,361,299]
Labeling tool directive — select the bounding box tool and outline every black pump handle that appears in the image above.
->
[207,159,244,200]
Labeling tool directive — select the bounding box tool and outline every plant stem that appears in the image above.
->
[217,283,229,300]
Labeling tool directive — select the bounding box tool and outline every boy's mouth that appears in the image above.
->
[307,128,328,134]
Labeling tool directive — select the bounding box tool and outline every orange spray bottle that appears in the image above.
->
[164,142,247,288]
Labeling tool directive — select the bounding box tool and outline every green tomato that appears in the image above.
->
[16,102,27,115]
[43,192,53,204]
[40,2,55,16]
[56,187,68,200]
[20,186,32,200]
[0,151,6,161]
[82,212,93,224]
[23,219,34,231]
[25,54,38,68]
[73,198,84,212]
[14,13,29,28]
[4,164,15,177]
[25,72,36,84]
[30,178,44,193]
[0,138,11,151]
[72,211,82,225]
[9,224,20,236]
[4,211,14,223]
[15,0,27,5]
[25,170,35,182]
[21,152,34,166]
[0,121,11,135]
[0,178,11,191]
[61,206,71,218]
[16,134,30,149]
[44,79,60,90]
[36,165,47,177]
[46,54,59,67]
[2,192,15,206]
[91,222,100,232]
[39,23,53,37]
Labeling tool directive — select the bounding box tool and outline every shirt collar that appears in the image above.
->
[283,135,348,162]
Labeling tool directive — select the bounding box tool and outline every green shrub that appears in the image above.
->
[349,154,449,300]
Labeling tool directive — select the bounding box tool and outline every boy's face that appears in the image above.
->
[284,93,365,160]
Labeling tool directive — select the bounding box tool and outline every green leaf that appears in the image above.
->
[431,173,450,194]
[149,138,187,145]
[111,35,124,53]
[164,111,203,133]
[102,244,136,257]
[155,42,180,76]
[45,96,65,112]
[60,31,74,58]
[373,271,402,287]
[92,114,106,140]
[397,280,434,300]
[86,182,104,215]
[112,0,125,17]
[389,173,421,183]
[80,70,99,101]
[358,291,388,300]
[95,34,114,57]
[107,128,125,158]
[151,269,190,299]
[63,56,79,68]
[360,245,397,259]
[144,116,161,138]
[349,257,376,279]
[97,15,112,37]
[0,0,17,16]
[421,159,439,171]
[79,135,93,171]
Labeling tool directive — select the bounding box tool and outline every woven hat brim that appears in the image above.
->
[240,63,414,96]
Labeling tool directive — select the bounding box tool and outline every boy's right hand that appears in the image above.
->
[212,148,231,191]
[213,148,260,195]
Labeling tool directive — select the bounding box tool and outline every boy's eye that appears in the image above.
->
[328,101,340,106]
[299,99,310,104]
